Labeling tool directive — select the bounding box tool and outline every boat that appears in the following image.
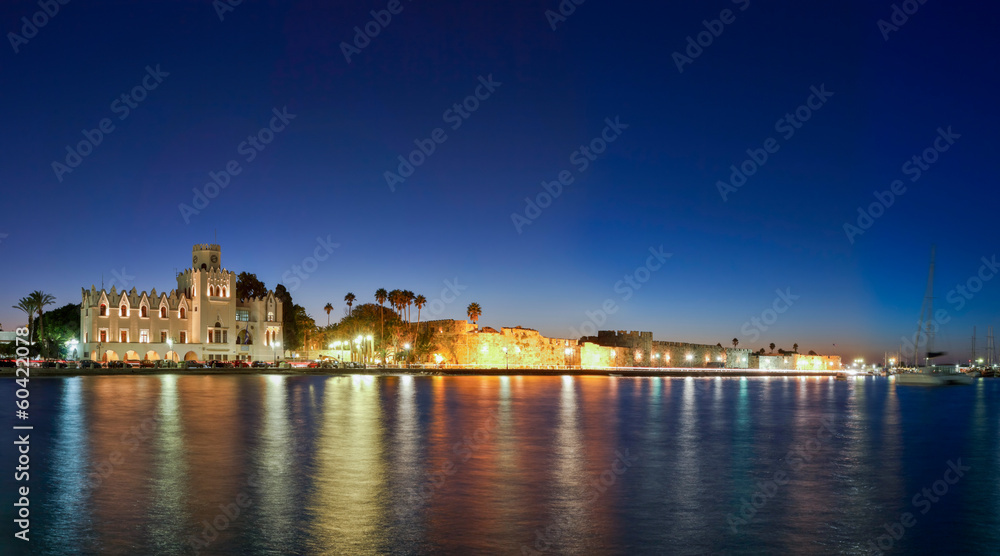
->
[896,247,972,387]
[897,365,973,386]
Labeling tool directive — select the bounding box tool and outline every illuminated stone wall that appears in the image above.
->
[426,322,577,367]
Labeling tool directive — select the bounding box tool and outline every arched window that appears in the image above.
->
[215,321,222,328]
[120,305,128,317]
[160,306,167,318]
[201,264,207,271]
[237,330,253,345]
[179,307,187,319]
[222,286,228,297]
[267,311,275,322]
[100,304,107,316]
[140,306,147,318]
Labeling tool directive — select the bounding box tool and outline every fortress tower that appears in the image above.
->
[192,244,222,271]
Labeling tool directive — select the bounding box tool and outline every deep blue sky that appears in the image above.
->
[2,0,998,363]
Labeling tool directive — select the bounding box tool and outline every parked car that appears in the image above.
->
[124,360,141,368]
[251,361,270,368]
[210,361,231,368]
[140,359,156,368]
[79,359,101,369]
[108,361,133,369]
[184,361,206,368]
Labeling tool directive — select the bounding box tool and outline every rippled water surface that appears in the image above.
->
[2,375,999,555]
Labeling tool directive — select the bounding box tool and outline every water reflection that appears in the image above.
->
[5,375,998,555]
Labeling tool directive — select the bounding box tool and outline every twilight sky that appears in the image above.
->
[2,0,998,363]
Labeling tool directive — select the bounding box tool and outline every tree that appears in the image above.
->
[12,297,35,344]
[403,290,415,323]
[793,343,799,353]
[324,302,333,326]
[344,292,356,316]
[375,288,388,358]
[467,302,482,326]
[236,272,268,300]
[759,348,766,354]
[40,303,81,358]
[769,342,776,353]
[414,294,426,327]
[28,291,55,357]
[732,338,739,348]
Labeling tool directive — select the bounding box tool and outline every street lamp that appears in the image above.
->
[503,346,509,370]
[366,335,373,366]
[273,341,281,365]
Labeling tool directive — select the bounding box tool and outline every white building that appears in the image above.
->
[80,244,283,363]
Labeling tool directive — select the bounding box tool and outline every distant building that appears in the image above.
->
[80,244,283,363]
[581,330,752,369]
[749,353,841,370]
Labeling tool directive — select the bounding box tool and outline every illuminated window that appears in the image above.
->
[120,305,128,317]
[179,307,187,319]
[160,306,167,318]
[139,330,149,343]
[179,331,187,344]
[236,309,249,322]
[99,329,107,343]
[120,330,128,343]
[160,331,167,343]
[267,311,274,322]
[140,306,148,318]
[99,304,107,316]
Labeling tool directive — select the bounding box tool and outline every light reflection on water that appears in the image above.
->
[3,375,999,555]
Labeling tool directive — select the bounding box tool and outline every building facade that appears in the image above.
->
[80,244,283,363]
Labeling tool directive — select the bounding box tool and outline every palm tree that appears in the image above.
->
[769,342,776,353]
[387,289,401,319]
[324,303,333,326]
[467,302,482,327]
[414,294,427,327]
[732,338,739,348]
[28,291,55,357]
[403,290,415,323]
[344,292,356,316]
[792,343,799,353]
[12,297,35,344]
[375,288,388,352]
